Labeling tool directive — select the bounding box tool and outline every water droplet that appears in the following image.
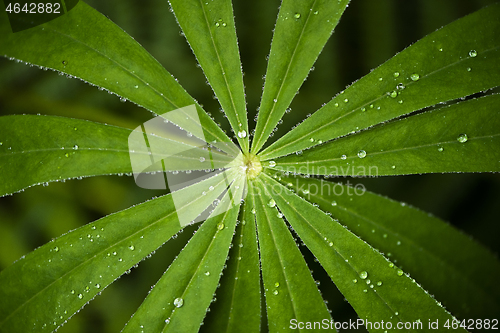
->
[78,294,83,299]
[438,147,444,152]
[134,85,139,88]
[393,72,400,78]
[359,271,368,279]
[331,201,337,206]
[410,73,420,81]
[174,297,184,308]
[469,50,477,58]
[217,223,225,230]
[268,161,276,167]
[457,133,468,143]
[328,242,333,247]
[70,289,75,294]
[294,13,301,19]
[237,130,247,138]
[129,245,135,250]
[313,10,318,14]
[309,138,314,142]
[366,279,371,285]
[268,199,276,208]
[467,67,472,72]
[344,98,349,103]
[95,283,100,288]
[277,212,283,218]
[120,97,126,102]
[397,269,404,276]
[303,189,309,195]
[53,246,59,252]
[391,165,396,169]
[340,154,347,160]
[357,150,367,158]
[377,281,382,286]
[273,290,279,295]
[0,142,2,146]
[165,318,170,324]
[389,263,394,268]
[205,271,210,276]
[200,157,205,162]
[275,282,280,287]
[251,208,256,214]
[390,91,397,98]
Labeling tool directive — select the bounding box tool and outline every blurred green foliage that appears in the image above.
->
[0,0,499,332]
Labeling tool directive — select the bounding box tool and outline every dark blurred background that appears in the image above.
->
[0,0,499,332]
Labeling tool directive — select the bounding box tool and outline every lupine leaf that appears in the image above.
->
[259,173,466,332]
[0,169,238,332]
[259,3,500,160]
[169,0,249,152]
[271,94,500,175]
[270,173,500,319]
[252,179,332,332]
[123,177,245,333]
[0,1,239,156]
[251,0,350,154]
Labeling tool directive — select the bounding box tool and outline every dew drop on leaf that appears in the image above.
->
[217,223,225,230]
[268,199,276,208]
[353,279,357,283]
[294,13,301,19]
[237,130,247,138]
[173,297,184,308]
[275,282,280,288]
[78,294,83,299]
[390,91,397,98]
[273,290,279,295]
[200,157,205,162]
[457,133,468,143]
[129,245,135,250]
[340,154,347,160]
[377,281,382,286]
[469,50,478,57]
[397,269,404,276]
[359,271,368,279]
[393,72,400,78]
[410,73,420,81]
[438,147,444,152]
[357,150,367,158]
[331,201,337,206]
[268,161,276,167]
[53,246,59,252]
[205,271,210,276]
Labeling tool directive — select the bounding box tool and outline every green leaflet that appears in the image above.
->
[123,177,245,333]
[0,115,233,197]
[270,173,500,319]
[0,1,239,156]
[272,94,500,175]
[201,188,261,333]
[251,179,332,332]
[0,171,236,332]
[169,0,249,152]
[259,3,500,160]
[259,173,465,332]
[251,0,350,154]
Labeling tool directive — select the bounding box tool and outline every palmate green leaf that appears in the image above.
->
[0,170,236,332]
[0,1,239,157]
[251,180,332,332]
[169,0,249,152]
[271,174,500,319]
[0,115,234,197]
[201,188,261,332]
[251,0,350,153]
[259,3,500,160]
[272,94,500,175]
[259,173,466,332]
[123,177,245,333]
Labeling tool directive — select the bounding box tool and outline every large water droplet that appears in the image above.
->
[173,297,184,308]
[357,150,367,158]
[359,271,368,279]
[294,13,301,19]
[457,133,468,143]
[390,91,397,98]
[469,50,477,58]
[393,72,400,78]
[410,73,420,81]
[217,223,225,230]
[268,199,276,208]
[340,154,347,160]
[273,290,279,295]
[237,130,247,138]
[397,269,404,276]
[268,161,276,167]
[129,245,135,250]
